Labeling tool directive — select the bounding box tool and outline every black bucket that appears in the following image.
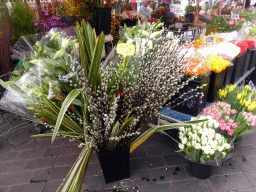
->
[189,161,213,179]
[97,147,130,183]
[241,50,253,76]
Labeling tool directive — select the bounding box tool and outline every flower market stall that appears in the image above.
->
[2,0,256,190]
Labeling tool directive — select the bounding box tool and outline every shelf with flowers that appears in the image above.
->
[0,21,205,190]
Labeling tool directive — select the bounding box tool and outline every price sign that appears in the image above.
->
[231,14,239,19]
[175,23,183,29]
[249,81,255,90]
[116,43,135,56]
[205,37,215,43]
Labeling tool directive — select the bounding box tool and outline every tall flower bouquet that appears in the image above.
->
[0,21,203,191]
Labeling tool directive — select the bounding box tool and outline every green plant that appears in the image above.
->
[0,20,205,191]
[12,0,35,42]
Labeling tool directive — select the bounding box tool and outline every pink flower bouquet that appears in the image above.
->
[201,101,254,142]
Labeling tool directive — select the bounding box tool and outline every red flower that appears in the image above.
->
[231,40,248,56]
[246,40,256,50]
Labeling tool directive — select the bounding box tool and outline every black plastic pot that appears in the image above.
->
[168,74,210,116]
[231,53,246,84]
[97,147,130,183]
[241,50,253,76]
[95,8,111,36]
[62,16,89,26]
[223,64,234,87]
[248,49,256,70]
[207,70,226,103]
[189,161,213,179]
[121,19,137,27]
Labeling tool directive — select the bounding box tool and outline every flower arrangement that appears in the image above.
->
[201,101,255,141]
[151,6,177,24]
[177,116,232,164]
[190,35,223,49]
[246,40,256,50]
[207,15,245,34]
[207,54,230,73]
[120,11,142,21]
[218,84,256,113]
[231,40,247,57]
[185,53,211,76]
[0,21,203,191]
[32,8,67,32]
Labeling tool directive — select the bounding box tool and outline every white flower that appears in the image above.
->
[210,140,217,149]
[181,137,188,145]
[214,122,220,129]
[192,134,198,139]
[195,143,201,149]
[188,131,192,136]
[179,143,185,149]
[215,133,222,140]
[223,143,231,149]
[201,139,207,146]
[209,149,215,155]
[217,146,224,152]
[204,145,212,155]
[179,127,185,132]
[191,140,196,146]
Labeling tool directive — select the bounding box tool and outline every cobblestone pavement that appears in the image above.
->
[0,117,256,192]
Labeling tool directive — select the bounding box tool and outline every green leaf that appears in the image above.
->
[52,89,82,143]
[107,121,120,150]
[53,48,66,60]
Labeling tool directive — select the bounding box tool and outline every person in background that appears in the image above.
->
[139,0,151,19]
[147,0,154,13]
[121,0,133,13]
[157,0,170,8]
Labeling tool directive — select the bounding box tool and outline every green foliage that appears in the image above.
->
[239,11,256,22]
[12,0,35,41]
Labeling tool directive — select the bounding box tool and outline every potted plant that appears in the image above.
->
[120,11,142,27]
[0,21,204,191]
[175,116,233,179]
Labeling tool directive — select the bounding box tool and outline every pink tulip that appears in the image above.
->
[231,109,237,115]
[232,123,238,128]
[251,121,256,126]
[220,124,226,131]
[241,18,246,22]
[227,129,234,136]
[228,119,233,123]
[219,119,225,123]
[236,22,239,26]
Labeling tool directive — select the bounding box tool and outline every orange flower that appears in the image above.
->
[185,54,211,75]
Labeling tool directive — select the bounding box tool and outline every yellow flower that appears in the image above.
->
[237,93,241,100]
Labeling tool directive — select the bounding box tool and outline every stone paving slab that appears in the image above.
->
[0,124,255,191]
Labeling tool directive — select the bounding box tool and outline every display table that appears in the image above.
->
[167,27,206,42]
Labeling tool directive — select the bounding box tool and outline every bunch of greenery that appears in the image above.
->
[0,20,204,191]
[12,0,35,42]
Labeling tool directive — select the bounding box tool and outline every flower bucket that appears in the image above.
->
[241,50,253,76]
[207,70,226,103]
[230,53,246,84]
[121,19,137,27]
[95,8,111,36]
[223,64,234,87]
[248,49,256,71]
[168,74,210,116]
[97,147,130,183]
[189,161,213,179]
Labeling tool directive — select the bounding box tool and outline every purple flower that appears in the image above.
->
[31,19,39,22]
